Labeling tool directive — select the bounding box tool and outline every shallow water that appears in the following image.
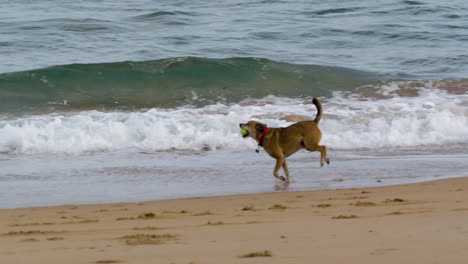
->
[1,147,467,208]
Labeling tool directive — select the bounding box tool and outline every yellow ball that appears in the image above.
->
[240,128,248,136]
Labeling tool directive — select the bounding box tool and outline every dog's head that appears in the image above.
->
[239,121,267,140]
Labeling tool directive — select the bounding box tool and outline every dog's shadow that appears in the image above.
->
[274,181,291,191]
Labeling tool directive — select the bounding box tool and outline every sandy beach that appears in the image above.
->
[1,177,468,264]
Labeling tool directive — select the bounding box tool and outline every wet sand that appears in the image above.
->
[1,177,468,264]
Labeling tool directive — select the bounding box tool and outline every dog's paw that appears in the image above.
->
[321,158,331,167]
[275,175,287,182]
[274,175,288,182]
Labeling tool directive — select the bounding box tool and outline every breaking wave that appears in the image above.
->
[1,80,466,154]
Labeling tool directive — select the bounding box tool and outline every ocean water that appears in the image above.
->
[1,0,467,208]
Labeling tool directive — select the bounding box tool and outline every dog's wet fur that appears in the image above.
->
[240,98,329,182]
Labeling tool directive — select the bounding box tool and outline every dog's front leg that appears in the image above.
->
[273,158,287,182]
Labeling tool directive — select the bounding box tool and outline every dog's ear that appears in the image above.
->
[255,124,264,133]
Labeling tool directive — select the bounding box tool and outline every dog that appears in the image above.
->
[239,98,329,182]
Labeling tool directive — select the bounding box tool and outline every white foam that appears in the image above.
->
[0,81,467,154]
[321,82,468,149]
[0,109,254,154]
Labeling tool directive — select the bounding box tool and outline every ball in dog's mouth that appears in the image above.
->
[240,128,249,138]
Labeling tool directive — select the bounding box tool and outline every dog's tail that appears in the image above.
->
[312,98,322,124]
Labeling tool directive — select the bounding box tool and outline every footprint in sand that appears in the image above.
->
[94,260,123,264]
[268,204,287,211]
[239,250,273,258]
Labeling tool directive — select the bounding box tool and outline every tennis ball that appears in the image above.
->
[240,128,248,136]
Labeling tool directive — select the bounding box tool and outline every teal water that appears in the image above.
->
[1,0,468,77]
[0,57,383,112]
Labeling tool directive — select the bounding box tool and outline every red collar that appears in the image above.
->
[258,127,269,147]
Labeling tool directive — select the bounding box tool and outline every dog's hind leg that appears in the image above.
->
[305,145,330,167]
[282,160,290,182]
[273,157,287,182]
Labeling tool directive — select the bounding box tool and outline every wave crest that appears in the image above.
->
[0,57,378,113]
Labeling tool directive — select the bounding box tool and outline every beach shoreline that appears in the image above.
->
[1,176,468,263]
[3,150,467,209]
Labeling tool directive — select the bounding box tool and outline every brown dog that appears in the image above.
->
[239,98,329,182]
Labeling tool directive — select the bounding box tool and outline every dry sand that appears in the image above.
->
[1,177,468,264]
